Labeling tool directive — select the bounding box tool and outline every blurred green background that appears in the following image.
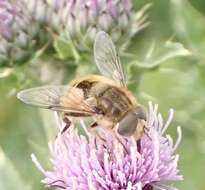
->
[1,0,205,189]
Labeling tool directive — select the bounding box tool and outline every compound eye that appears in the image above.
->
[134,106,147,121]
[117,111,138,136]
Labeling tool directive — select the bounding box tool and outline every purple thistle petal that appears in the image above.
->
[32,102,183,190]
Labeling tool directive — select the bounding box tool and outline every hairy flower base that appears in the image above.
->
[32,102,183,190]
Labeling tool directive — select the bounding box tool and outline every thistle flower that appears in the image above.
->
[49,0,150,50]
[0,0,51,66]
[32,102,183,190]
[0,0,150,66]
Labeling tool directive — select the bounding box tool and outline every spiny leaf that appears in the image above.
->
[129,40,191,71]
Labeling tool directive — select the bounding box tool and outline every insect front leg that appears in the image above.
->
[90,122,98,128]
[110,129,129,154]
[88,122,107,143]
[61,116,72,134]
[60,111,94,134]
[133,120,145,141]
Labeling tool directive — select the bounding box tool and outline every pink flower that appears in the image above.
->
[32,102,183,190]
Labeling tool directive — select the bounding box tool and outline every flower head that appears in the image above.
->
[32,102,183,190]
[50,0,150,49]
[0,0,50,66]
[0,0,150,66]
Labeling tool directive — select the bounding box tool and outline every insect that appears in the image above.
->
[17,31,147,140]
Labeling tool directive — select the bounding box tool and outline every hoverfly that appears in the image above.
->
[17,31,147,140]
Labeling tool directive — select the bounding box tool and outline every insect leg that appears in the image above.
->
[60,111,93,134]
[110,130,129,154]
[61,117,72,134]
[140,120,152,140]
[137,140,141,152]
[88,122,107,142]
[90,122,98,128]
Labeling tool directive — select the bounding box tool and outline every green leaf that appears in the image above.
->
[177,136,205,190]
[53,38,80,62]
[188,0,205,16]
[126,62,143,95]
[170,0,205,59]
[129,40,190,71]
[0,148,31,190]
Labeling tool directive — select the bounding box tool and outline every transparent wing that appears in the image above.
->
[94,31,126,86]
[17,86,97,116]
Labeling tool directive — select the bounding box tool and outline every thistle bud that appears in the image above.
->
[0,0,150,67]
